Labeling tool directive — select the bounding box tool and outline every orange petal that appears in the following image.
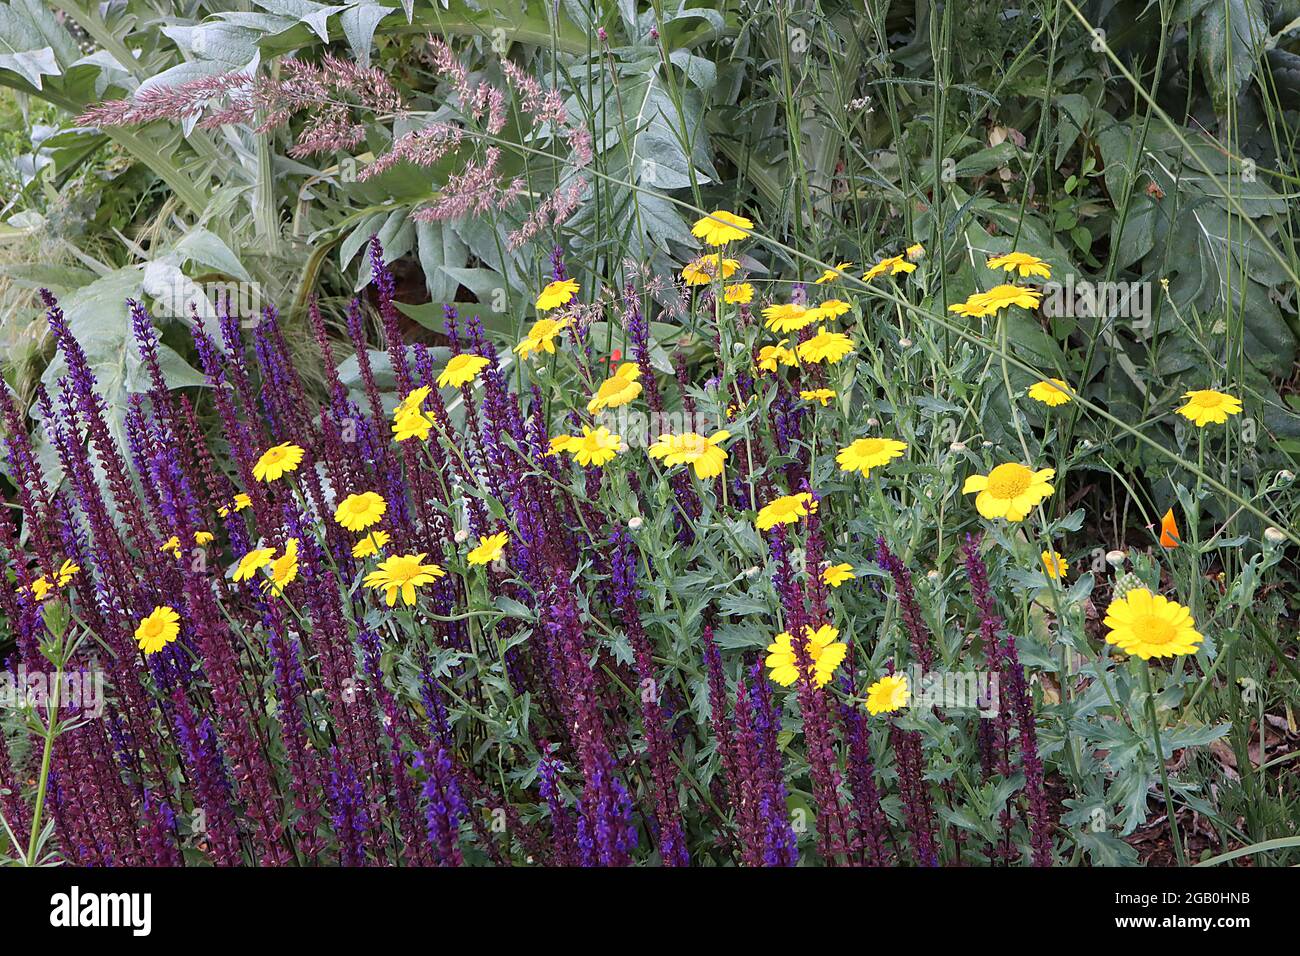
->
[1159,508,1180,548]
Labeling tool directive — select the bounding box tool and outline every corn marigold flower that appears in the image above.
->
[467,531,508,566]
[234,547,276,582]
[54,559,78,586]
[1159,508,1180,548]
[396,385,431,418]
[986,251,1051,279]
[587,362,642,413]
[905,243,925,260]
[514,316,570,359]
[551,425,622,467]
[1028,378,1072,406]
[253,442,305,482]
[1041,550,1068,579]
[1176,389,1242,427]
[263,538,299,596]
[692,209,752,246]
[756,491,816,530]
[823,563,855,587]
[800,388,835,406]
[949,284,1042,318]
[761,302,816,333]
[535,277,579,311]
[334,491,387,532]
[217,493,252,517]
[135,605,180,656]
[681,253,739,286]
[352,529,391,558]
[963,463,1055,521]
[809,298,850,321]
[766,623,846,688]
[864,255,917,280]
[393,407,433,442]
[796,328,854,364]
[756,340,799,372]
[723,282,753,304]
[815,262,853,284]
[1103,588,1203,659]
[194,531,214,546]
[648,429,730,479]
[364,552,446,607]
[836,437,907,476]
[438,353,490,389]
[865,674,910,715]
[160,535,182,559]
[27,575,53,601]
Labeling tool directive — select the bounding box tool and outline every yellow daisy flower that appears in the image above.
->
[823,563,855,588]
[755,492,816,531]
[438,353,490,389]
[352,530,391,558]
[194,531,214,546]
[363,552,446,607]
[1027,378,1072,407]
[467,532,508,566]
[756,340,799,372]
[233,547,276,582]
[393,408,433,442]
[587,362,643,414]
[863,255,917,280]
[905,243,925,260]
[836,437,907,476]
[1176,389,1242,427]
[135,605,180,656]
[800,388,836,407]
[681,253,740,286]
[809,298,850,321]
[334,492,387,532]
[567,426,623,467]
[1103,588,1203,659]
[160,535,182,559]
[986,251,1051,279]
[948,284,1042,318]
[514,317,570,360]
[253,442,305,482]
[761,302,816,334]
[692,209,753,246]
[723,282,754,304]
[962,463,1055,522]
[865,674,910,715]
[766,624,846,688]
[815,262,854,284]
[263,538,299,596]
[796,328,854,364]
[647,430,730,480]
[28,575,53,601]
[1041,550,1068,580]
[218,493,252,517]
[54,559,79,587]
[535,278,579,311]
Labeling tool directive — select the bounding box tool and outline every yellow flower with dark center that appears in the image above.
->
[800,388,836,407]
[135,605,180,656]
[535,278,579,311]
[692,209,752,246]
[755,492,816,530]
[364,552,446,607]
[987,251,1051,279]
[836,437,907,476]
[723,283,754,304]
[809,299,850,321]
[565,426,622,468]
[253,443,305,482]
[218,493,252,517]
[1176,389,1242,427]
[334,492,387,532]
[1041,550,1068,580]
[823,563,855,588]
[962,463,1055,522]
[514,317,570,359]
[681,253,739,286]
[815,262,854,284]
[648,430,730,479]
[949,285,1042,318]
[766,624,846,688]
[761,303,816,334]
[438,354,490,389]
[467,532,508,566]
[796,328,854,364]
[865,674,910,715]
[587,362,642,413]
[864,255,917,280]
[1028,378,1072,406]
[756,340,799,372]
[1103,588,1203,659]
[263,538,299,596]
[233,547,276,582]
[160,536,182,559]
[352,530,391,558]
